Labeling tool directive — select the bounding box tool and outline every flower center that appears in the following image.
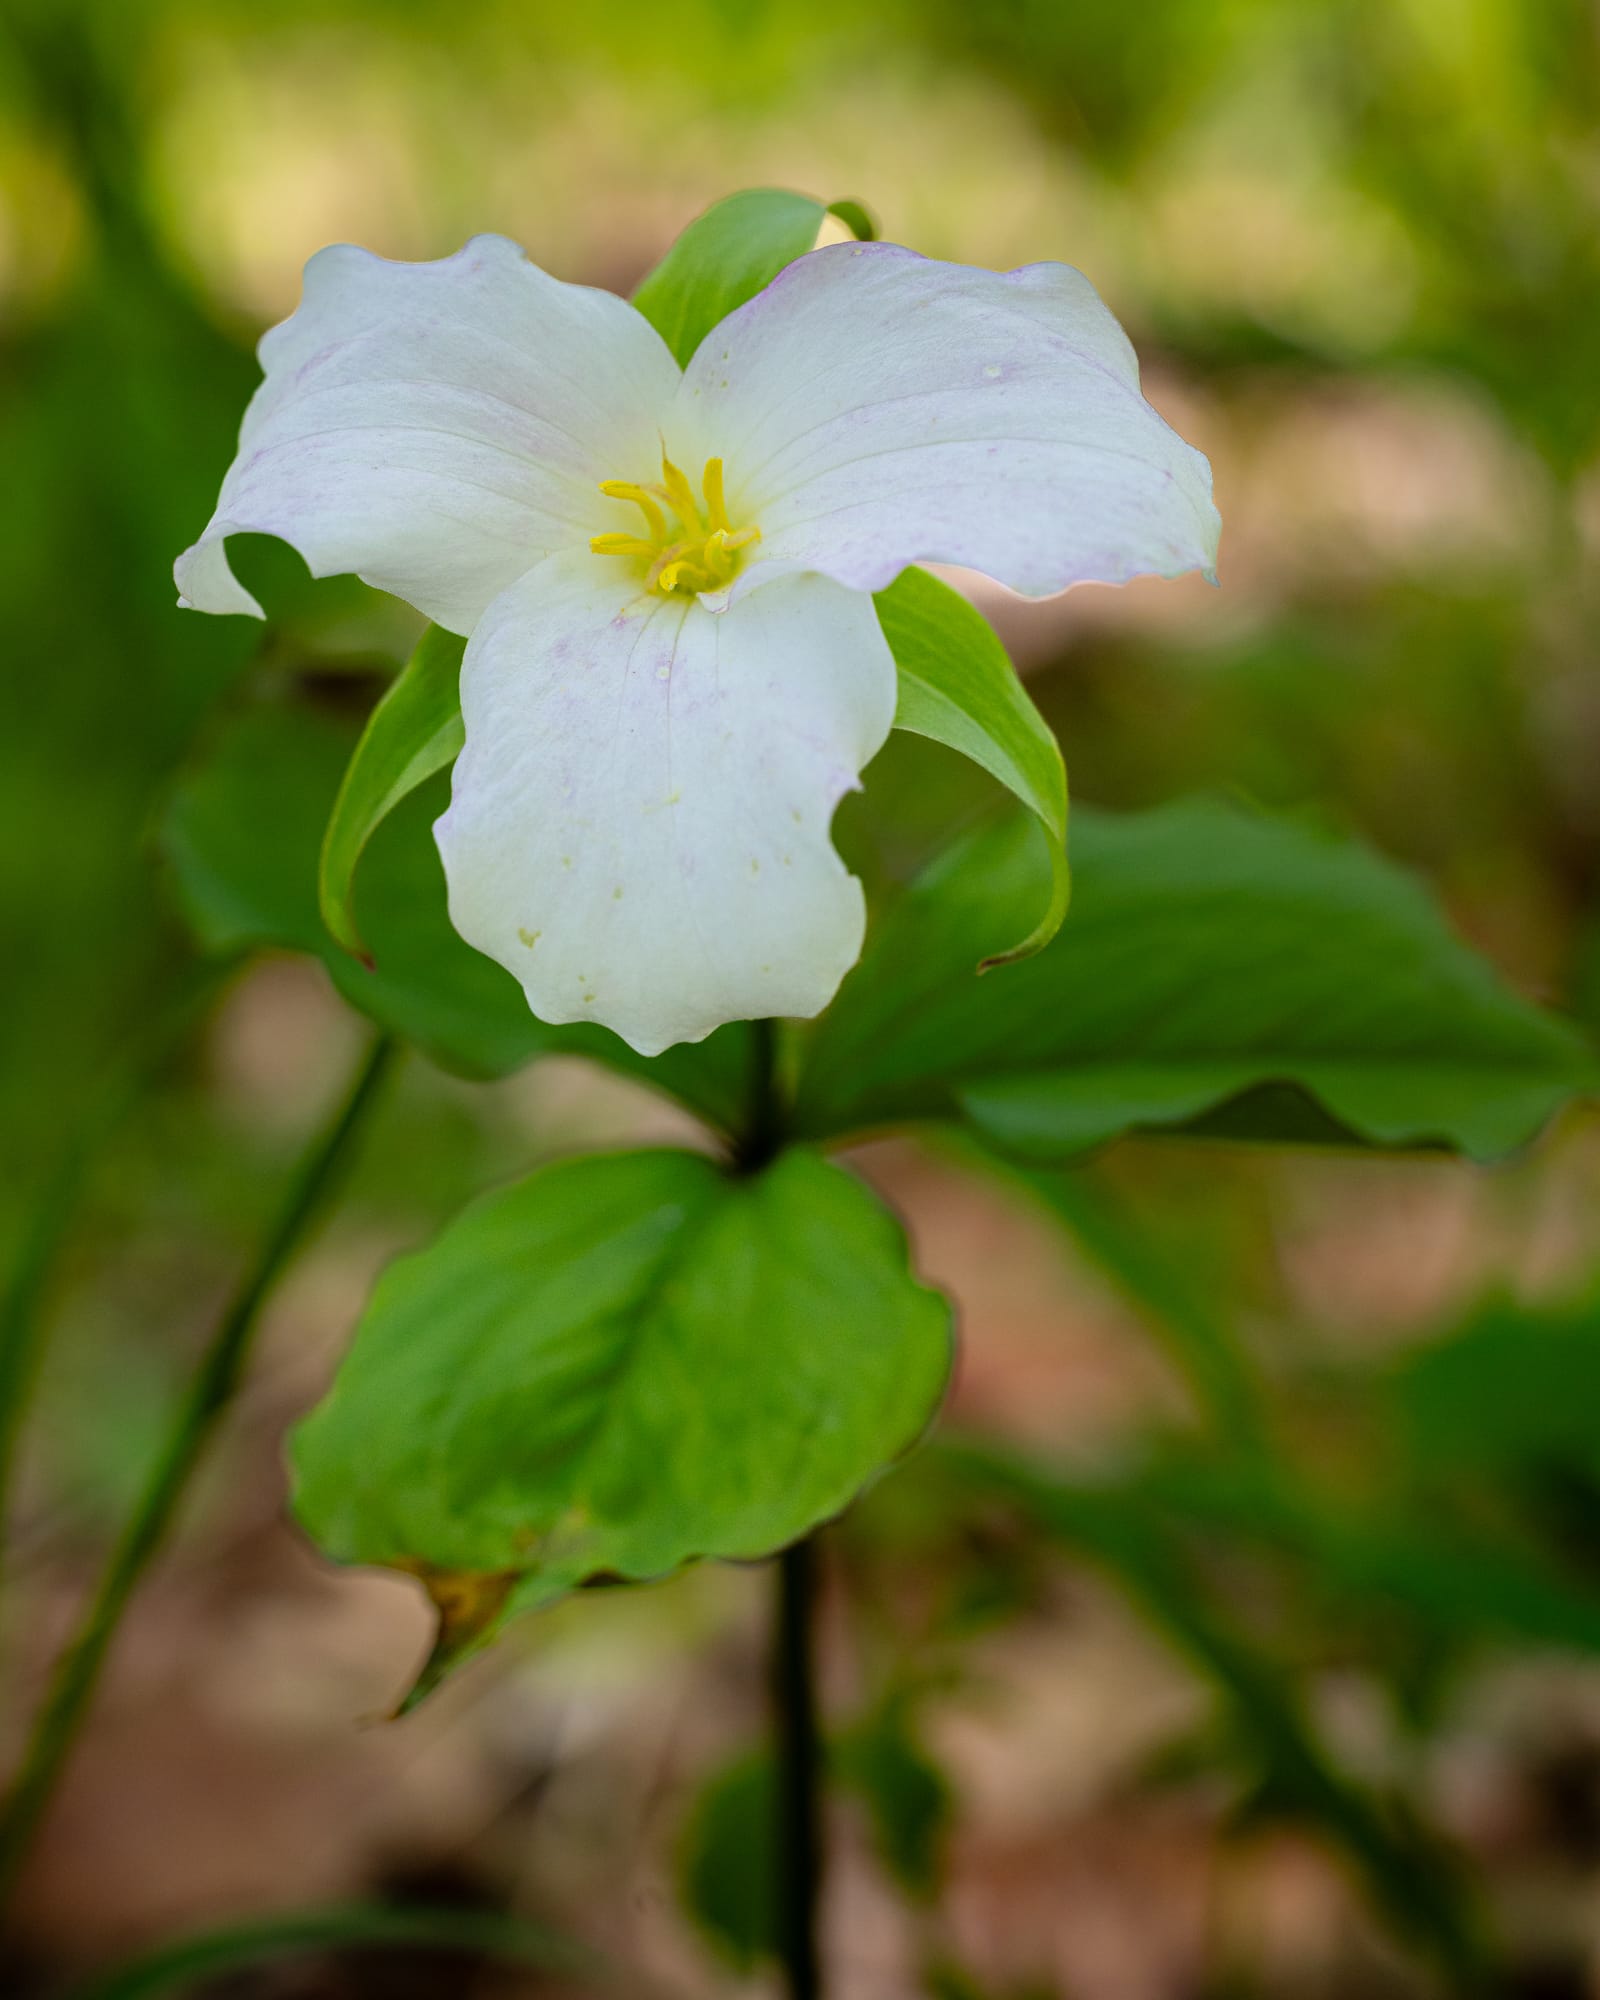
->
[589,452,761,597]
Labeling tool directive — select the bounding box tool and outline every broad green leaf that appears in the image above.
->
[291,1147,951,1695]
[319,625,465,961]
[877,565,1069,966]
[632,188,870,367]
[795,800,1598,1159]
[159,700,752,1128]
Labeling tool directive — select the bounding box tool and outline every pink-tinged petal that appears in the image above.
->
[674,241,1218,602]
[435,553,896,1055]
[176,235,680,633]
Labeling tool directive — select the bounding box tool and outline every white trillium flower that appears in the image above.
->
[176,234,1219,1057]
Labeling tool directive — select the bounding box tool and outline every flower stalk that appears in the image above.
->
[773,1535,824,2000]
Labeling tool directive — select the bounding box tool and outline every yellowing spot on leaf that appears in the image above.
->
[391,1559,521,1714]
[517,927,542,949]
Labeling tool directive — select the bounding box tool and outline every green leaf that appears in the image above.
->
[677,1755,779,1970]
[319,625,465,961]
[632,187,866,367]
[159,699,752,1128]
[837,1697,952,1899]
[1389,1297,1600,1485]
[825,197,878,244]
[291,1148,951,1693]
[1133,1453,1600,1660]
[877,565,1069,966]
[796,799,1598,1159]
[161,698,343,962]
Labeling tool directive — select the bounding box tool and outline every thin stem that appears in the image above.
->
[773,1537,823,2000]
[0,964,231,1598]
[734,1019,821,1993]
[0,1033,397,1911]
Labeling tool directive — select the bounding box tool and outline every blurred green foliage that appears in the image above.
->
[4,0,1600,1993]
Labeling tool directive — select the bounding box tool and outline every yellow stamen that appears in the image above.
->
[597,481,666,539]
[703,457,730,532]
[588,532,659,557]
[658,455,700,526]
[590,451,762,598]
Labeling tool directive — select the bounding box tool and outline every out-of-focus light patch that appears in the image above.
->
[1224,377,1551,592]
[1572,455,1600,571]
[1139,163,1420,355]
[146,18,1131,323]
[0,133,86,320]
[151,31,438,321]
[1119,32,1422,355]
[207,956,365,1140]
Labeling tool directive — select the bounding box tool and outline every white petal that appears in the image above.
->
[673,242,1219,602]
[435,554,896,1056]
[176,235,680,633]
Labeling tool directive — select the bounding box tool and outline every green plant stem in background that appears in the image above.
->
[64,1899,607,2000]
[774,1537,824,2000]
[0,964,233,1600]
[0,1033,397,1913]
[951,1443,1498,1996]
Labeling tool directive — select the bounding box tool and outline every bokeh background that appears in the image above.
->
[4,0,1600,1994]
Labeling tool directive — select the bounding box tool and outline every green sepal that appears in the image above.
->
[877,564,1070,967]
[319,624,465,962]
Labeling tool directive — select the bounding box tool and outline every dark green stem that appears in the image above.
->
[66,1900,597,2000]
[0,1033,396,1911]
[734,1017,786,1174]
[773,1537,823,2000]
[0,965,230,1597]
[733,1020,821,1993]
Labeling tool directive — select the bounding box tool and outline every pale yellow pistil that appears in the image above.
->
[590,452,761,596]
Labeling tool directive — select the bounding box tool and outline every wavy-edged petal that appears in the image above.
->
[435,553,896,1055]
[674,241,1218,603]
[176,235,681,633]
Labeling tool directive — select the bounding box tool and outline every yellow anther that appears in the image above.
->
[591,451,761,598]
[597,481,666,539]
[588,532,659,557]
